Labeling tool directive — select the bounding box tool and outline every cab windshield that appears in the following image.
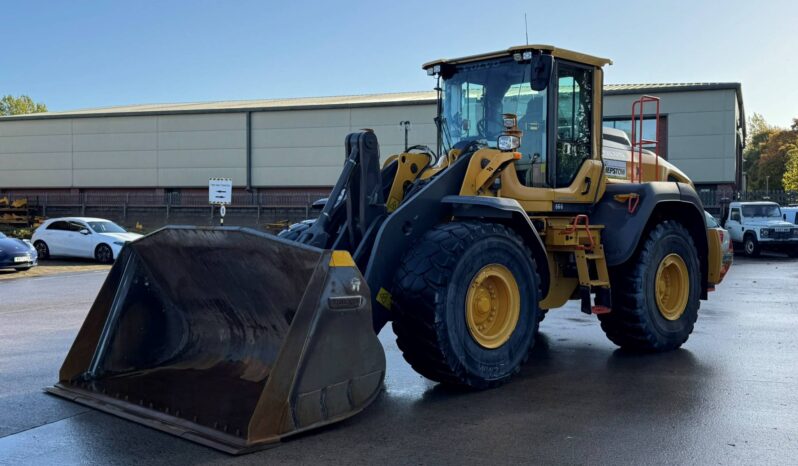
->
[741,204,781,218]
[442,58,547,160]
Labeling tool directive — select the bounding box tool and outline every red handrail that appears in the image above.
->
[630,95,660,183]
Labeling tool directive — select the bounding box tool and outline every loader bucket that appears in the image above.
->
[47,226,386,454]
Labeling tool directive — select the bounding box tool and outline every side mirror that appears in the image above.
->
[530,54,553,91]
[80,229,90,235]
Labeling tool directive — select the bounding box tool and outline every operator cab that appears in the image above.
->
[424,45,611,191]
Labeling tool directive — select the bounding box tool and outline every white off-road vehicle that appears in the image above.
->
[723,201,798,257]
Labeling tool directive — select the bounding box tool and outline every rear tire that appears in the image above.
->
[392,222,540,389]
[277,220,314,241]
[537,309,548,326]
[34,240,49,260]
[743,234,760,257]
[598,220,700,351]
[95,244,114,264]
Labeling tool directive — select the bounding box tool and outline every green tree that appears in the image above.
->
[0,95,47,116]
[742,114,798,191]
[747,112,771,145]
[782,147,798,191]
[743,113,773,190]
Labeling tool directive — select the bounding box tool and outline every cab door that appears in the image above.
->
[726,207,744,242]
[550,60,605,207]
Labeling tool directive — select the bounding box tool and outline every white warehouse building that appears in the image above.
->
[0,83,744,196]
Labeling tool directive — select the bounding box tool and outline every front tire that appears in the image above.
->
[598,220,701,351]
[743,234,760,257]
[392,222,540,389]
[34,240,49,260]
[95,244,114,264]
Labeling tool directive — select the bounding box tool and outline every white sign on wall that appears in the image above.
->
[209,178,232,205]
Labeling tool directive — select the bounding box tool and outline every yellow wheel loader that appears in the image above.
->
[50,45,719,453]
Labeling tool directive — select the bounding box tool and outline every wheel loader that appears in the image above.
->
[50,45,719,454]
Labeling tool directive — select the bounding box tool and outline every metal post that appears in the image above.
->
[123,193,129,221]
[43,193,48,217]
[81,193,86,216]
[246,111,253,191]
[400,120,411,151]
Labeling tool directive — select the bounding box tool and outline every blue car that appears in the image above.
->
[0,232,38,272]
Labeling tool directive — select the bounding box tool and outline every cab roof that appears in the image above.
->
[422,45,612,70]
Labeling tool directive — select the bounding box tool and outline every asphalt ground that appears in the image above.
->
[0,259,110,281]
[0,255,796,465]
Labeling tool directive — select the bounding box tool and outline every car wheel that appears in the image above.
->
[743,234,760,257]
[34,241,50,260]
[95,244,114,264]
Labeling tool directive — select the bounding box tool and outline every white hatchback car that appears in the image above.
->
[32,217,142,263]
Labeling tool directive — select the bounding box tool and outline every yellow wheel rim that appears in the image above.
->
[655,253,689,321]
[465,264,520,349]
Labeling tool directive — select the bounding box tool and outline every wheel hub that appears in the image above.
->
[465,264,520,349]
[655,253,689,321]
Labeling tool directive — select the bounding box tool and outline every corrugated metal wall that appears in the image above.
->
[0,89,738,189]
[603,89,740,185]
[0,105,436,189]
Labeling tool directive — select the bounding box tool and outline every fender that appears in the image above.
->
[441,195,550,298]
[590,182,709,298]
[364,153,473,332]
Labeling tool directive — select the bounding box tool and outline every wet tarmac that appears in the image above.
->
[1,256,796,465]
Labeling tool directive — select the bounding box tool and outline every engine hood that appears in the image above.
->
[0,238,34,254]
[746,220,797,228]
[97,232,143,243]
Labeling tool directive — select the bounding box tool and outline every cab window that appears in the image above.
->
[512,86,547,187]
[441,58,547,187]
[730,208,741,222]
[555,63,593,187]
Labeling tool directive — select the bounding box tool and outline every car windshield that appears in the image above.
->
[88,221,127,233]
[704,212,720,228]
[741,204,781,218]
[442,58,546,153]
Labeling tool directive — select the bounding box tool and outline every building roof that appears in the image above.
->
[604,82,742,95]
[0,91,438,120]
[1,82,743,123]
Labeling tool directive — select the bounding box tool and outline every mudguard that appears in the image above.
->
[441,195,550,294]
[590,182,709,297]
[364,154,472,331]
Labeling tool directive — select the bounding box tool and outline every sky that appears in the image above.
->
[2,0,796,127]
